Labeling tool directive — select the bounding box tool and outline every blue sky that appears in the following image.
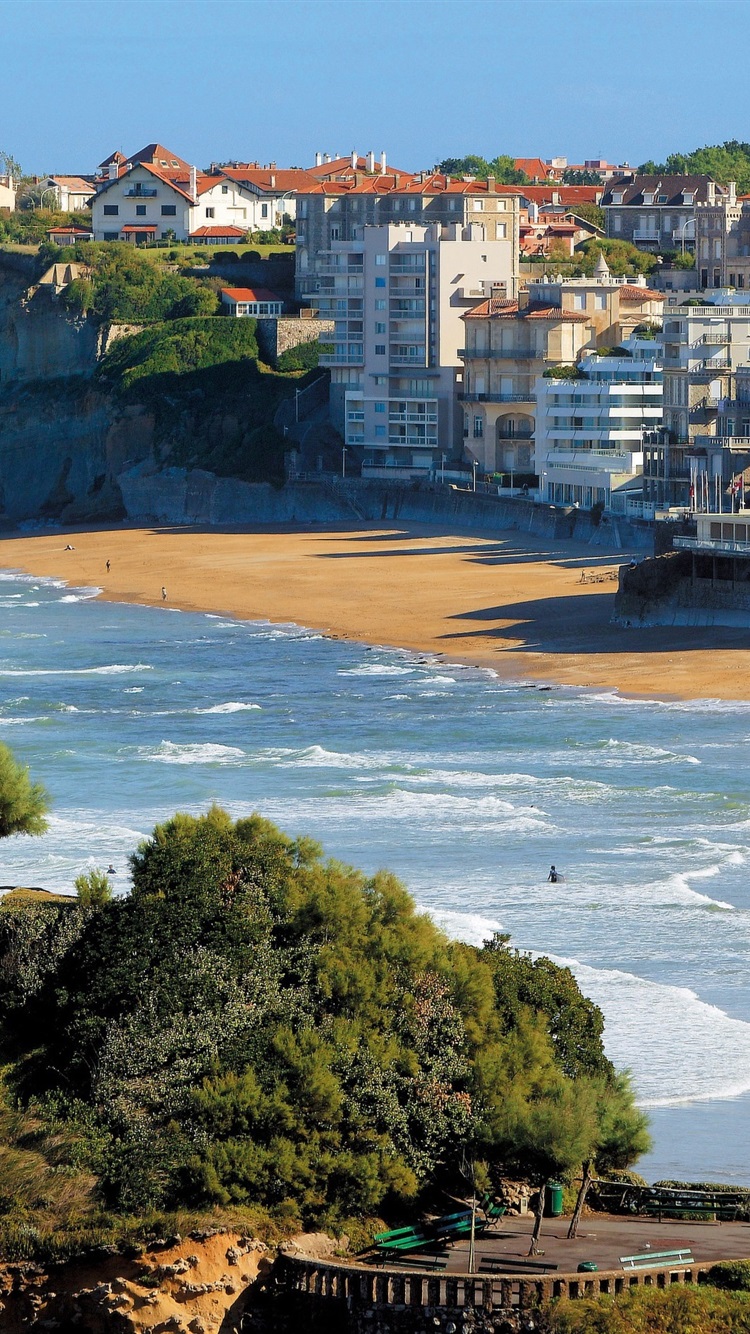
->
[3,0,750,175]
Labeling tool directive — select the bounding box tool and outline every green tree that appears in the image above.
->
[0,745,49,840]
[567,1071,651,1237]
[434,155,529,185]
[74,869,113,907]
[638,141,750,195]
[571,201,605,230]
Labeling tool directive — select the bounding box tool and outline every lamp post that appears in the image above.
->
[342,446,347,479]
[679,217,693,259]
[441,452,446,484]
[472,459,478,492]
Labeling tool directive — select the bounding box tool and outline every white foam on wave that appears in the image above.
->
[0,664,153,677]
[143,741,247,765]
[421,905,504,946]
[0,571,66,587]
[338,664,415,677]
[193,702,261,714]
[59,588,102,603]
[549,952,750,1107]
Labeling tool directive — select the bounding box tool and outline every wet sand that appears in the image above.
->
[2,521,750,700]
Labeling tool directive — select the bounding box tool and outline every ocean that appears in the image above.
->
[1,568,749,1184]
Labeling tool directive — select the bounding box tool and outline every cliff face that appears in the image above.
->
[0,1230,269,1333]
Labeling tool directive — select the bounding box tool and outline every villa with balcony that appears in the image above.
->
[602,174,733,254]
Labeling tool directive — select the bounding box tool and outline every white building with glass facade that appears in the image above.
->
[535,337,663,510]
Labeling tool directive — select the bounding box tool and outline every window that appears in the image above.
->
[375,299,386,310]
[612,192,624,205]
[473,199,483,211]
[613,214,621,233]
[261,204,269,218]
[496,222,507,239]
[375,277,386,287]
[375,425,386,436]
[136,204,146,216]
[594,293,607,310]
[104,231,119,241]
[409,199,417,212]
[658,194,668,204]
[375,402,386,412]
[206,207,215,218]
[739,274,746,289]
[573,292,586,310]
[715,239,722,259]
[330,226,340,240]
[374,375,387,385]
[375,322,386,333]
[473,416,483,437]
[375,344,386,355]
[161,204,176,216]
[103,204,119,216]
[375,254,387,265]
[222,185,228,194]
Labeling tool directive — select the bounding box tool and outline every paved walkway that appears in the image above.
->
[440,1212,750,1274]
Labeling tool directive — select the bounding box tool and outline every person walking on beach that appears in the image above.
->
[161,587,167,601]
[106,560,110,573]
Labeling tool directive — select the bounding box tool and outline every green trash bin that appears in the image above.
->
[578,1262,598,1273]
[546,1181,564,1217]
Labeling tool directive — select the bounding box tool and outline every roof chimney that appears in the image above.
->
[380,150,387,175]
[351,149,358,169]
[324,153,331,164]
[729,180,737,204]
[707,180,716,204]
[367,150,375,174]
[190,164,197,201]
[315,152,323,167]
[271,174,277,188]
[487,175,496,193]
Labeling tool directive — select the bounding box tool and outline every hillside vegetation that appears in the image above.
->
[0,806,647,1257]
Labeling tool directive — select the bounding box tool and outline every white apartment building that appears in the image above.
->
[312,221,515,478]
[0,176,15,211]
[535,337,663,510]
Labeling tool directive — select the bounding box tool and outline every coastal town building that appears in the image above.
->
[519,184,603,214]
[519,210,603,258]
[601,175,733,254]
[645,292,750,509]
[35,176,93,212]
[90,146,316,242]
[459,255,664,477]
[516,158,632,184]
[221,287,284,316]
[535,339,663,511]
[318,221,514,478]
[693,195,750,290]
[309,151,414,183]
[0,175,16,211]
[295,173,521,302]
[46,225,94,244]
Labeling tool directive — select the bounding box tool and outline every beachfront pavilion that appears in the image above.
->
[674,511,750,605]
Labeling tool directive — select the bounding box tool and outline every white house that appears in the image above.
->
[221,287,284,316]
[0,176,16,211]
[91,153,315,243]
[37,176,94,212]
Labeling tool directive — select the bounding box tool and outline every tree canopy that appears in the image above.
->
[434,155,530,184]
[638,141,750,194]
[0,744,49,840]
[0,808,648,1234]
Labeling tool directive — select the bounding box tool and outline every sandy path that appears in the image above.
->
[1,521,750,700]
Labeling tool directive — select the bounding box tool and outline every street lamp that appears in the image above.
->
[472,459,478,492]
[441,452,446,484]
[342,446,347,478]
[679,217,693,259]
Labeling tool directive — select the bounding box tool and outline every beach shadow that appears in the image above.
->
[444,592,750,655]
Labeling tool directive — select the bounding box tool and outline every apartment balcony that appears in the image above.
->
[388,283,427,297]
[631,230,661,244]
[320,351,364,366]
[388,412,438,424]
[459,348,541,360]
[315,261,364,275]
[124,187,157,197]
[699,332,730,344]
[458,392,533,403]
[689,361,731,376]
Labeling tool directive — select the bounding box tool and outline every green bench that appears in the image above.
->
[374,1225,432,1258]
[620,1248,694,1271]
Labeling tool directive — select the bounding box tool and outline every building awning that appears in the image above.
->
[122,224,158,233]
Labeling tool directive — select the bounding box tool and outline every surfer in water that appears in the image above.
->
[547,865,560,883]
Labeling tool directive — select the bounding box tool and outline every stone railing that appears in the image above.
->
[279,1253,714,1314]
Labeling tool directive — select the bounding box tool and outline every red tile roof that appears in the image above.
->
[520,185,602,204]
[619,285,665,301]
[221,287,282,302]
[47,226,92,235]
[121,224,158,232]
[48,175,93,193]
[300,172,522,197]
[130,143,192,172]
[515,158,553,179]
[217,167,319,193]
[309,156,413,180]
[190,225,248,237]
[463,299,590,322]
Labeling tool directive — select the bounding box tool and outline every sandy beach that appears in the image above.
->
[2,520,750,700]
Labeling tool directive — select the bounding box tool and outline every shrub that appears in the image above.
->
[74,869,112,907]
[543,364,585,379]
[277,340,321,372]
[706,1260,750,1291]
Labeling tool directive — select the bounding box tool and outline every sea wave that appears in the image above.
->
[142,741,247,765]
[0,664,153,676]
[193,702,261,714]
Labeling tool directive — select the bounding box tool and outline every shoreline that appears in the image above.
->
[2,520,750,700]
